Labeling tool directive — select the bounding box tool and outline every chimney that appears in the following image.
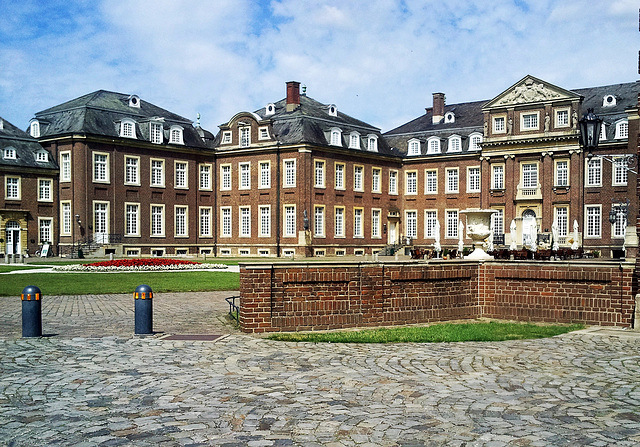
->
[286,81,301,112]
[432,92,445,124]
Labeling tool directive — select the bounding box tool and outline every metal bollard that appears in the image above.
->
[21,285,42,337]
[134,284,153,335]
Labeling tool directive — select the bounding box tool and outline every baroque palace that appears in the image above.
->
[0,75,638,259]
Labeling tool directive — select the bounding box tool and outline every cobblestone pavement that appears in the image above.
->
[1,294,640,446]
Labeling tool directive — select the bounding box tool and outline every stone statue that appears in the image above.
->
[483,121,488,137]
[507,118,513,135]
[572,110,578,130]
[544,113,550,132]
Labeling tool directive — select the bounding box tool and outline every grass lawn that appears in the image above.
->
[0,271,239,296]
[0,265,52,273]
[267,321,585,343]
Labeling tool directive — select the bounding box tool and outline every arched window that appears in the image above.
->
[408,139,420,156]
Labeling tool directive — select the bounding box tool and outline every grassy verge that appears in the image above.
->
[0,265,52,273]
[267,321,585,343]
[0,271,239,296]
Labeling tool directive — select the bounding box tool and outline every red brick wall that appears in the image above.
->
[239,260,635,333]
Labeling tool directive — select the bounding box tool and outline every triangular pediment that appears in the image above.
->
[483,75,582,110]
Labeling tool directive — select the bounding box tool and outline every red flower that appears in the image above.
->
[83,258,201,268]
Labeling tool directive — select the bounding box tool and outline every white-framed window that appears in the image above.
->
[425,169,437,194]
[555,109,570,128]
[219,248,232,256]
[493,116,506,133]
[335,162,345,190]
[259,205,271,237]
[492,164,504,190]
[335,206,345,237]
[240,126,251,147]
[612,157,628,186]
[469,133,482,151]
[353,165,364,191]
[150,121,163,144]
[60,152,71,182]
[93,152,109,183]
[5,176,20,200]
[353,207,364,238]
[408,139,420,156]
[424,210,437,238]
[175,161,188,189]
[38,218,52,244]
[612,203,626,238]
[521,112,539,130]
[93,201,110,242]
[199,164,212,190]
[330,127,342,146]
[151,204,165,237]
[389,170,398,195]
[199,207,212,237]
[220,164,232,190]
[259,161,271,188]
[372,209,381,238]
[221,131,232,144]
[349,132,360,149]
[467,166,480,193]
[169,125,184,144]
[3,146,16,160]
[30,120,40,138]
[151,159,165,187]
[615,120,629,139]
[600,123,608,141]
[367,135,378,152]
[120,119,136,139]
[38,178,52,202]
[258,126,269,140]
[221,207,232,237]
[239,249,250,257]
[284,205,296,237]
[445,168,458,193]
[372,168,381,193]
[448,135,461,152]
[259,249,270,257]
[125,203,140,236]
[585,205,601,238]
[314,249,326,257]
[405,171,417,195]
[335,249,346,256]
[124,156,139,185]
[491,208,504,241]
[555,206,568,238]
[522,163,538,189]
[284,159,296,187]
[427,137,440,154]
[239,162,250,190]
[586,158,602,187]
[405,210,417,239]
[35,150,48,162]
[314,205,325,237]
[239,206,251,237]
[445,210,459,239]
[61,201,72,235]
[354,249,365,256]
[315,160,325,188]
[555,160,569,187]
[175,206,188,237]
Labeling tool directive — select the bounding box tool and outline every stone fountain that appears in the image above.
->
[459,209,497,260]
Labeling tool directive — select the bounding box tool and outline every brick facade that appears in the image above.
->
[239,261,635,333]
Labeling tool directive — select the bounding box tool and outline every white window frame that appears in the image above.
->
[314,205,325,238]
[445,209,459,239]
[5,176,20,200]
[239,206,251,238]
[150,204,165,237]
[93,152,110,183]
[38,217,53,244]
[405,210,417,239]
[220,164,232,191]
[349,132,360,149]
[175,161,188,189]
[30,120,40,138]
[330,127,342,146]
[493,116,506,134]
[371,208,381,239]
[199,206,212,238]
[125,202,140,237]
[612,203,627,238]
[554,206,569,239]
[353,165,364,192]
[283,204,296,237]
[221,131,232,144]
[425,169,437,194]
[615,120,629,139]
[283,159,296,188]
[522,162,539,189]
[586,158,602,187]
[35,150,48,163]
[334,162,345,190]
[150,121,163,144]
[239,162,251,190]
[61,201,72,236]
[427,137,440,154]
[612,157,628,186]
[367,134,378,152]
[334,206,345,238]
[221,207,232,238]
[239,126,251,148]
[521,112,539,131]
[554,159,569,187]
[555,108,570,128]
[408,139,420,156]
[424,210,437,239]
[259,205,271,237]
[4,146,17,160]
[467,166,480,193]
[372,167,381,193]
[37,178,53,202]
[125,156,140,186]
[120,119,136,139]
[315,160,326,188]
[199,163,212,191]
[60,152,71,182]
[175,205,188,238]
[445,168,459,193]
[405,170,417,195]
[469,133,482,151]
[259,161,271,189]
[169,125,184,145]
[151,159,165,188]
[353,207,364,238]
[492,164,504,190]
[448,135,461,153]
[389,170,398,195]
[585,205,601,238]
[258,126,270,140]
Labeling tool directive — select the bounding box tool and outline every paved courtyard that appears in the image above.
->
[1,293,639,446]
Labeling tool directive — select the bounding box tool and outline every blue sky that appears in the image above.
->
[1,0,637,133]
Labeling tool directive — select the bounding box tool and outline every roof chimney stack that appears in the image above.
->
[286,81,301,112]
[432,92,445,124]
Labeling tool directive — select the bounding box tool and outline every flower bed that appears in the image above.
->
[53,258,227,272]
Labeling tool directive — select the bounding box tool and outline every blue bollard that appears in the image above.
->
[134,284,153,335]
[22,285,42,337]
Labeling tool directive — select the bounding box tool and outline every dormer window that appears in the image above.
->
[599,123,607,141]
[150,121,163,144]
[221,131,232,144]
[603,95,616,107]
[239,126,250,147]
[330,127,342,146]
[427,137,441,154]
[408,139,420,156]
[35,150,49,163]
[444,112,455,123]
[259,126,270,140]
[328,105,338,117]
[3,146,16,160]
[265,103,276,116]
[448,135,461,152]
[367,135,378,152]
[128,95,141,108]
[169,125,184,144]
[120,119,136,139]
[349,132,360,149]
[615,120,628,139]
[469,133,482,151]
[29,120,40,138]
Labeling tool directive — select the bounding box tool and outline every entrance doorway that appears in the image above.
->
[94,202,109,244]
[387,221,398,245]
[522,209,537,247]
[5,221,20,255]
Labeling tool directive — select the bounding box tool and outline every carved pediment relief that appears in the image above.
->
[483,76,581,110]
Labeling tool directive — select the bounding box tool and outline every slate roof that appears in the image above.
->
[0,116,57,171]
[34,90,213,149]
